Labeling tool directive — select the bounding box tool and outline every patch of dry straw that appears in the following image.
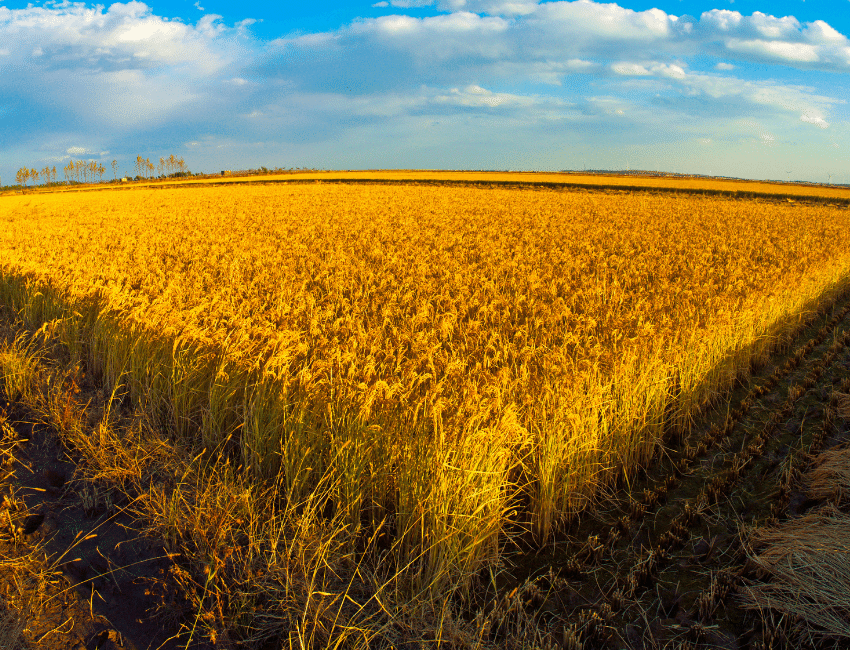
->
[806,442,850,504]
[741,505,850,638]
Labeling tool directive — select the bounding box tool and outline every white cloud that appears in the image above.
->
[435,84,538,108]
[437,0,539,15]
[697,9,850,67]
[0,1,246,137]
[715,62,734,70]
[803,20,846,43]
[699,10,742,32]
[611,62,651,76]
[749,12,800,39]
[801,113,829,128]
[0,2,236,73]
[726,39,820,63]
[387,0,434,7]
[531,2,675,42]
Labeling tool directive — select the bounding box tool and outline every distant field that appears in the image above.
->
[1,180,850,590]
[21,169,850,202]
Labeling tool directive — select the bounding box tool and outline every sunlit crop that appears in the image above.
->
[1,182,850,595]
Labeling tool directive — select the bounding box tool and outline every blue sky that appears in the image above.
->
[1,0,849,183]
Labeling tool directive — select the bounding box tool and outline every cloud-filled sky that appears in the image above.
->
[1,0,849,182]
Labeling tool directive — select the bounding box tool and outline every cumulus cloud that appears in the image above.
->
[697,9,850,67]
[0,0,252,152]
[0,2,235,72]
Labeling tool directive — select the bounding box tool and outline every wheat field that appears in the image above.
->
[2,182,850,595]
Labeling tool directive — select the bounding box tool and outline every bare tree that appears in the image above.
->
[30,169,37,187]
[111,160,118,180]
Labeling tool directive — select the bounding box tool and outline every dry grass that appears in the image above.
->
[0,317,558,648]
[0,545,49,650]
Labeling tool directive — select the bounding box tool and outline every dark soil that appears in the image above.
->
[0,399,212,650]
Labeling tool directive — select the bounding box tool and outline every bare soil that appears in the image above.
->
[0,397,212,650]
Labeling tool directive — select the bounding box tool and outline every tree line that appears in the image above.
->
[15,166,58,187]
[13,154,190,189]
[135,154,188,179]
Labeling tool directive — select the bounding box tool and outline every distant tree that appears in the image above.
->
[15,168,26,187]
[111,160,118,180]
[97,163,105,183]
[30,169,37,187]
[52,166,57,185]
[158,157,165,178]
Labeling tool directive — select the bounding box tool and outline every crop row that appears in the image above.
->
[561,293,850,576]
[532,290,850,647]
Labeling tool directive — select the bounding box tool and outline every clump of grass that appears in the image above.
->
[0,543,56,648]
[0,331,42,405]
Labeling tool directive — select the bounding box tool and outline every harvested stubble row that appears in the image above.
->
[1,183,850,592]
